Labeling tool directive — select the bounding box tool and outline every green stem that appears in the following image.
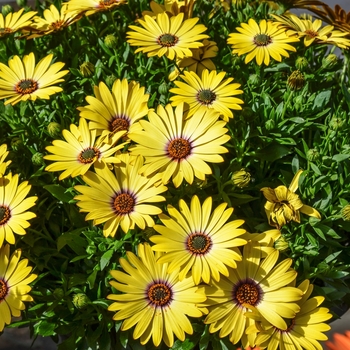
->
[281,90,294,120]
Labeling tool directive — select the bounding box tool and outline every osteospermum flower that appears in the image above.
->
[204,242,302,346]
[261,169,321,229]
[127,12,208,60]
[170,69,243,121]
[78,79,149,138]
[326,331,350,350]
[65,0,127,17]
[23,4,82,39]
[0,173,37,247]
[0,244,37,332]
[0,53,69,106]
[151,195,247,285]
[74,155,167,236]
[0,144,11,176]
[254,280,332,350]
[142,0,196,20]
[128,103,230,188]
[227,18,299,66]
[44,118,127,180]
[0,8,36,38]
[107,243,207,347]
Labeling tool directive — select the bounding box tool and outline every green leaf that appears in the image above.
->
[34,320,56,336]
[44,184,74,203]
[313,90,331,109]
[171,338,196,350]
[87,270,98,289]
[100,249,114,270]
[256,143,291,161]
[332,154,350,162]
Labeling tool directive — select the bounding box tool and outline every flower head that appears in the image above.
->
[261,170,321,228]
[107,243,207,347]
[151,195,247,285]
[326,331,350,350]
[0,244,37,332]
[142,0,196,20]
[65,0,127,17]
[128,103,230,188]
[0,53,69,105]
[231,168,251,188]
[227,18,299,66]
[0,173,37,247]
[204,242,303,346]
[78,79,149,139]
[44,118,127,180]
[0,8,36,38]
[127,12,208,60]
[0,144,11,176]
[170,69,244,121]
[74,154,167,236]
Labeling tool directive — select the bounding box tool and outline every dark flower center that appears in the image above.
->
[197,89,216,105]
[147,282,172,307]
[254,34,272,46]
[113,193,135,215]
[157,33,179,47]
[15,79,38,95]
[167,138,192,160]
[79,147,100,164]
[305,29,318,38]
[0,279,8,301]
[0,206,11,226]
[232,278,263,307]
[50,20,65,31]
[187,233,212,255]
[99,0,119,7]
[109,116,130,133]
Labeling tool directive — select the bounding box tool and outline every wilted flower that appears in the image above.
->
[80,61,95,77]
[341,205,350,221]
[287,70,305,90]
[261,170,321,228]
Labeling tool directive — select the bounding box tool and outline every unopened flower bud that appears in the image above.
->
[16,0,26,7]
[306,148,320,162]
[11,137,22,151]
[248,74,261,86]
[72,293,90,309]
[287,70,305,90]
[106,74,117,88]
[47,122,61,138]
[158,82,168,95]
[265,119,275,131]
[231,169,251,188]
[2,4,13,16]
[80,62,95,77]
[295,56,308,71]
[32,152,44,165]
[329,116,345,131]
[322,54,338,69]
[341,205,350,221]
[275,236,289,252]
[104,34,118,48]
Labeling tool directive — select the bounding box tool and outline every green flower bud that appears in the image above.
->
[231,168,251,188]
[322,54,338,69]
[16,0,26,7]
[32,152,44,165]
[287,70,305,91]
[104,34,118,48]
[106,74,117,88]
[53,288,65,300]
[295,56,308,71]
[47,122,62,138]
[341,205,350,221]
[11,137,22,151]
[79,62,95,77]
[248,74,261,86]
[329,116,345,131]
[72,293,90,309]
[265,119,275,131]
[158,82,168,95]
[2,4,13,17]
[274,236,289,252]
[306,148,320,162]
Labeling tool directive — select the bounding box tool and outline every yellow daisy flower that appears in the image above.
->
[0,144,11,176]
[272,13,350,49]
[151,195,247,285]
[169,39,218,81]
[107,243,207,347]
[127,12,208,60]
[227,18,299,66]
[261,169,321,229]
[128,103,230,188]
[23,4,83,39]
[78,79,149,138]
[74,155,167,236]
[0,244,37,332]
[0,8,36,38]
[204,242,303,346]
[44,118,127,180]
[65,0,127,17]
[170,69,244,121]
[254,280,332,350]
[0,173,37,247]
[0,52,69,106]
[142,0,196,20]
